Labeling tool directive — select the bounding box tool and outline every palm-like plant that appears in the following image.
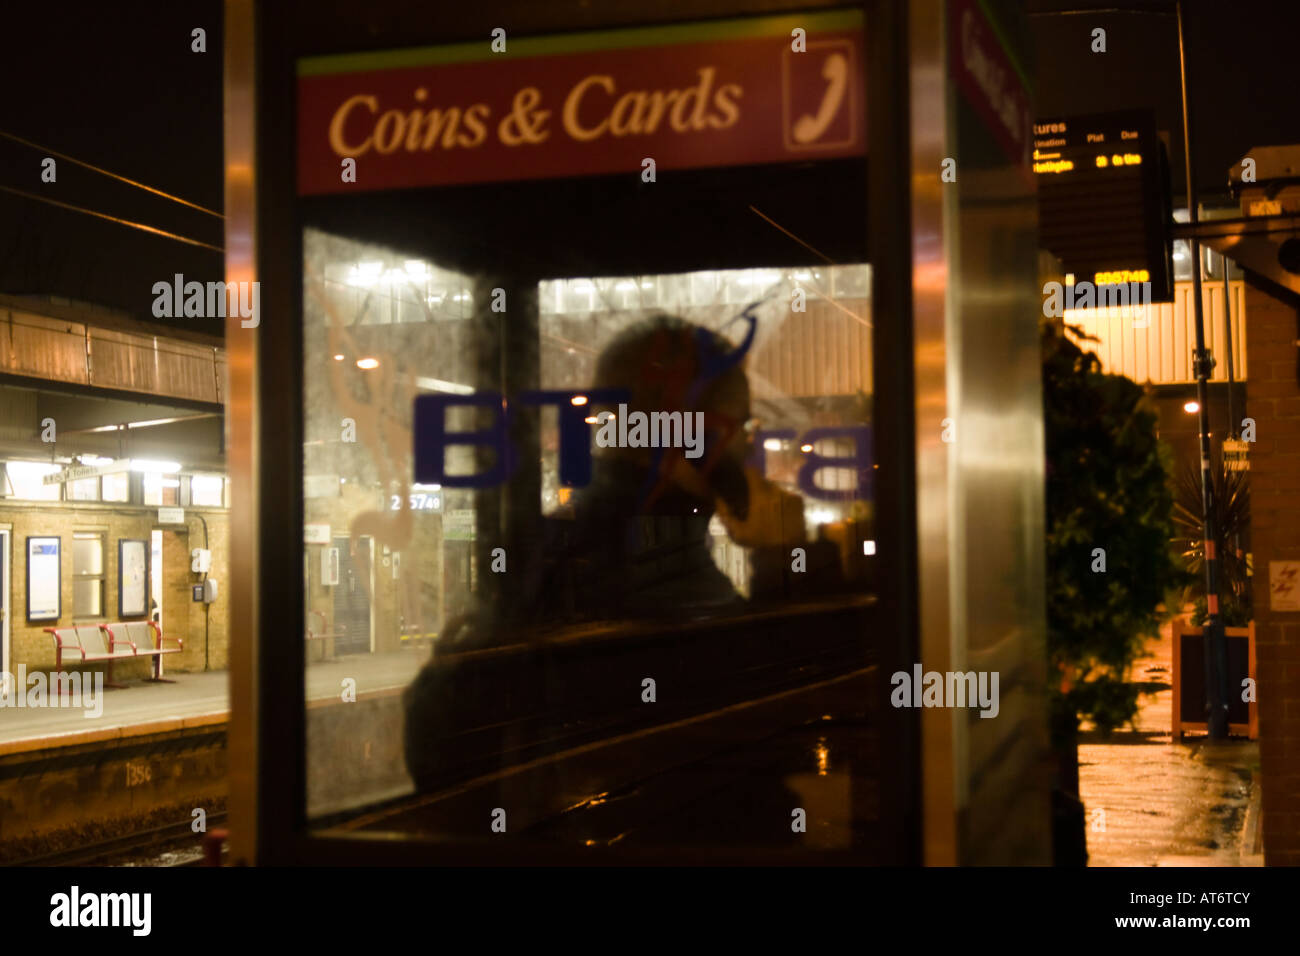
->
[1170,453,1251,625]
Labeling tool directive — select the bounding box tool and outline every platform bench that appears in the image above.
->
[103,622,183,683]
[306,611,333,662]
[44,622,183,689]
[44,625,136,690]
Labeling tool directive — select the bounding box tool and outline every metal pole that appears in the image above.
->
[1222,251,1236,438]
[1177,1,1229,739]
[1221,251,1242,581]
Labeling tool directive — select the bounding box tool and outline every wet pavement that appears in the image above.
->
[1078,617,1261,867]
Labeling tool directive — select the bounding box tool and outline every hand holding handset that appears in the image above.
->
[715,466,808,549]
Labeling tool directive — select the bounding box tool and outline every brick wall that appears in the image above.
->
[0,501,229,677]
[160,513,231,672]
[1243,274,1300,865]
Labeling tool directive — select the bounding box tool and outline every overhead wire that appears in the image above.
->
[0,128,224,219]
[0,184,225,253]
[0,128,225,252]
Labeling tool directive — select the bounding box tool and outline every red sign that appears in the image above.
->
[297,12,865,195]
[949,0,1032,172]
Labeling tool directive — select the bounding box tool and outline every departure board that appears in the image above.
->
[1034,111,1174,302]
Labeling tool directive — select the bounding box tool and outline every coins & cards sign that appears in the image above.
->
[297,10,865,194]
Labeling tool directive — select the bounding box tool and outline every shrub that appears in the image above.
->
[1042,322,1191,742]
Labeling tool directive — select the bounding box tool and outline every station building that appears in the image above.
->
[0,295,230,683]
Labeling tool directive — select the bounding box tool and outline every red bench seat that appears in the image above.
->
[44,622,183,688]
[103,622,183,682]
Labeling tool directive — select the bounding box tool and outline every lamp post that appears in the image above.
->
[1175,0,1229,738]
[1030,1,1231,737]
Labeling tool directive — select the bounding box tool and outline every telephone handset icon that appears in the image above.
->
[792,52,848,145]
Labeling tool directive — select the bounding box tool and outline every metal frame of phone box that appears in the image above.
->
[227,0,923,867]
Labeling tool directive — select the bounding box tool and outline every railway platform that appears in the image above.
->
[1079,619,1262,867]
[0,648,428,862]
[0,647,427,751]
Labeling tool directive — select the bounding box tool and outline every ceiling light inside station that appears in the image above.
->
[86,415,194,433]
[415,376,473,395]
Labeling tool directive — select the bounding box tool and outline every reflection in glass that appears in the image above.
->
[302,228,879,850]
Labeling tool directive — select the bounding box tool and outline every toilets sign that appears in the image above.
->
[43,461,129,485]
[297,9,865,194]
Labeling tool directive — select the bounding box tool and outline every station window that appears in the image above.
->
[72,532,106,619]
[102,471,130,502]
[1,461,62,501]
[191,474,225,507]
[69,477,100,501]
[143,474,179,506]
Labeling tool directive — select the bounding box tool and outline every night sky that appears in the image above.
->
[0,1,224,335]
[1,0,1297,339]
[1029,0,1300,203]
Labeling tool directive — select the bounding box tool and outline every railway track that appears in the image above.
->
[14,813,228,867]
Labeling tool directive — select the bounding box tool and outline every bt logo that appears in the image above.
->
[413,389,871,502]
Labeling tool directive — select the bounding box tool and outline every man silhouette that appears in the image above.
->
[403,312,838,789]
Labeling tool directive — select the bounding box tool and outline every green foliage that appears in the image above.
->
[1189,595,1251,628]
[1170,454,1252,626]
[1042,322,1191,743]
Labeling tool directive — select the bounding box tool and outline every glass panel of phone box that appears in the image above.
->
[300,186,883,852]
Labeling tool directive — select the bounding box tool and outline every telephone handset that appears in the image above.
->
[792,52,848,145]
